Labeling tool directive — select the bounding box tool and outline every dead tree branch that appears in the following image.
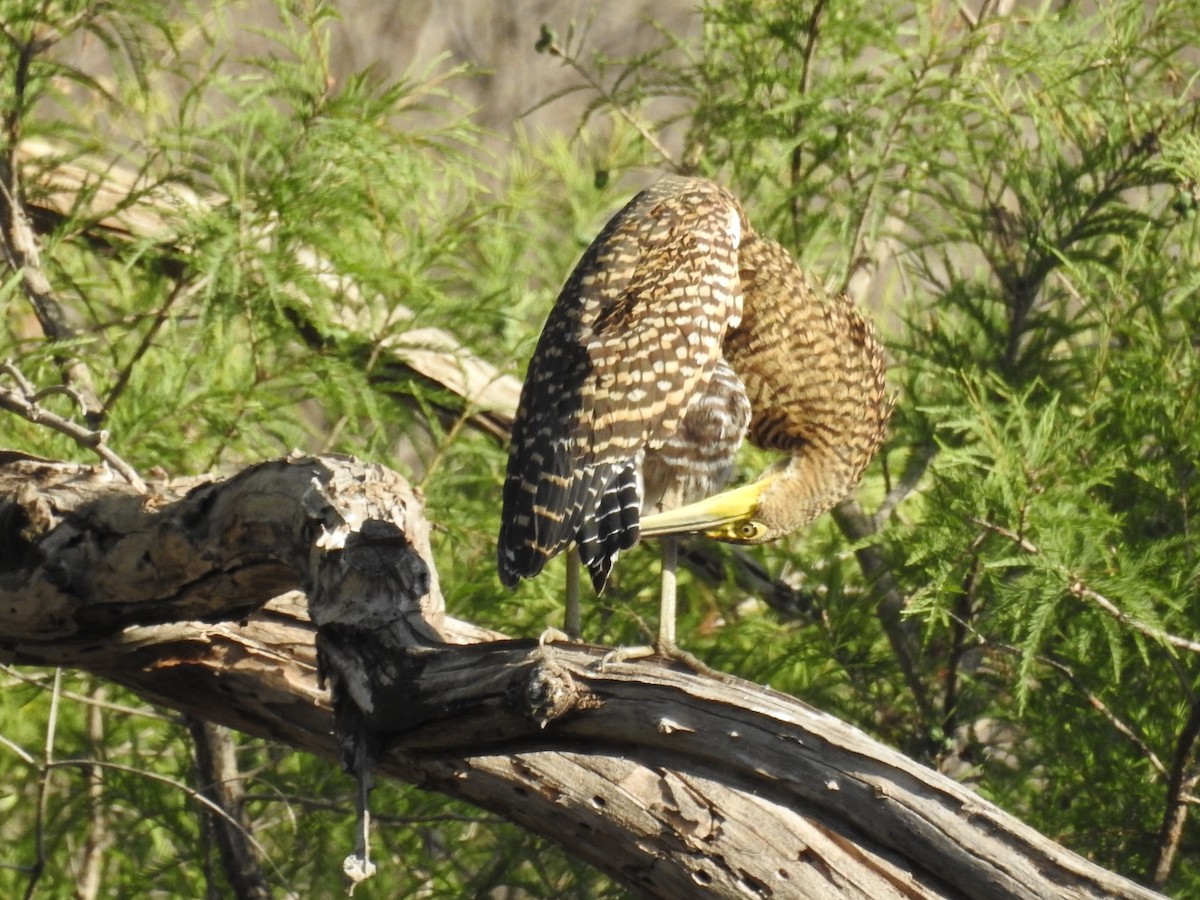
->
[0,453,1165,900]
[0,360,146,491]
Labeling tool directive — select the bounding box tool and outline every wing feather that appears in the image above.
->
[498,175,744,590]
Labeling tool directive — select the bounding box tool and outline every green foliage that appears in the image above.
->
[3,0,1200,896]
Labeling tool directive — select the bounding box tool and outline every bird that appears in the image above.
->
[638,229,892,546]
[497,174,889,656]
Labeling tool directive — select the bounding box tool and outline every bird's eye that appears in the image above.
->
[737,521,766,542]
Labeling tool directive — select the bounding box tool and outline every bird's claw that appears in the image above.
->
[538,626,572,647]
[595,642,721,678]
[597,644,655,670]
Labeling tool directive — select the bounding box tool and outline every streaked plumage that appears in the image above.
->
[498,176,748,595]
[498,174,890,653]
[641,231,892,544]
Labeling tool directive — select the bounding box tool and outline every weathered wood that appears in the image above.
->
[0,454,1165,899]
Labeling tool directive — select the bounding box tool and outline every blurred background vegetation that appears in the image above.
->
[1,0,1198,896]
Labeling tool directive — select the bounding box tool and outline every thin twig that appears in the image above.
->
[76,682,110,900]
[1151,700,1200,887]
[1072,581,1200,656]
[0,665,174,721]
[1034,650,1170,782]
[845,0,1017,301]
[0,732,36,765]
[974,517,1200,655]
[0,153,105,424]
[23,667,61,900]
[0,360,146,491]
[944,610,1170,780]
[37,758,283,881]
[541,36,677,169]
[943,552,983,736]
[970,516,1039,554]
[103,275,208,417]
[240,792,504,827]
[789,0,828,243]
[875,442,936,527]
[797,0,826,121]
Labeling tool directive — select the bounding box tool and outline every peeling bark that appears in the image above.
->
[0,453,1165,900]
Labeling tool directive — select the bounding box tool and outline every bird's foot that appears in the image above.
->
[596,641,722,678]
[538,626,573,647]
[598,644,654,668]
[654,642,725,678]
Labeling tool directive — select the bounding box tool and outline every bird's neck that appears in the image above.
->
[757,446,863,535]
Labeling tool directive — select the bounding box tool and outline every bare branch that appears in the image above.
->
[0,160,104,424]
[0,360,146,491]
[0,453,1163,900]
[1151,700,1200,888]
[188,718,272,900]
[538,29,678,169]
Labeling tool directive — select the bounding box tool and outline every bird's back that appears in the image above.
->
[498,176,747,592]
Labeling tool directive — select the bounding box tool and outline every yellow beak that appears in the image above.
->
[639,479,770,543]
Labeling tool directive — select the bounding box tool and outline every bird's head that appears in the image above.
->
[638,476,781,545]
[638,444,871,546]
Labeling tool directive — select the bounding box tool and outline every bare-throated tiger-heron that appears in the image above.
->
[497,174,890,657]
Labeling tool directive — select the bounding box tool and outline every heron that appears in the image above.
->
[497,174,889,657]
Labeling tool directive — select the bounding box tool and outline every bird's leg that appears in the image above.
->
[542,549,582,647]
[652,535,722,675]
[598,534,721,676]
[564,548,582,640]
[656,535,679,655]
[599,531,680,663]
